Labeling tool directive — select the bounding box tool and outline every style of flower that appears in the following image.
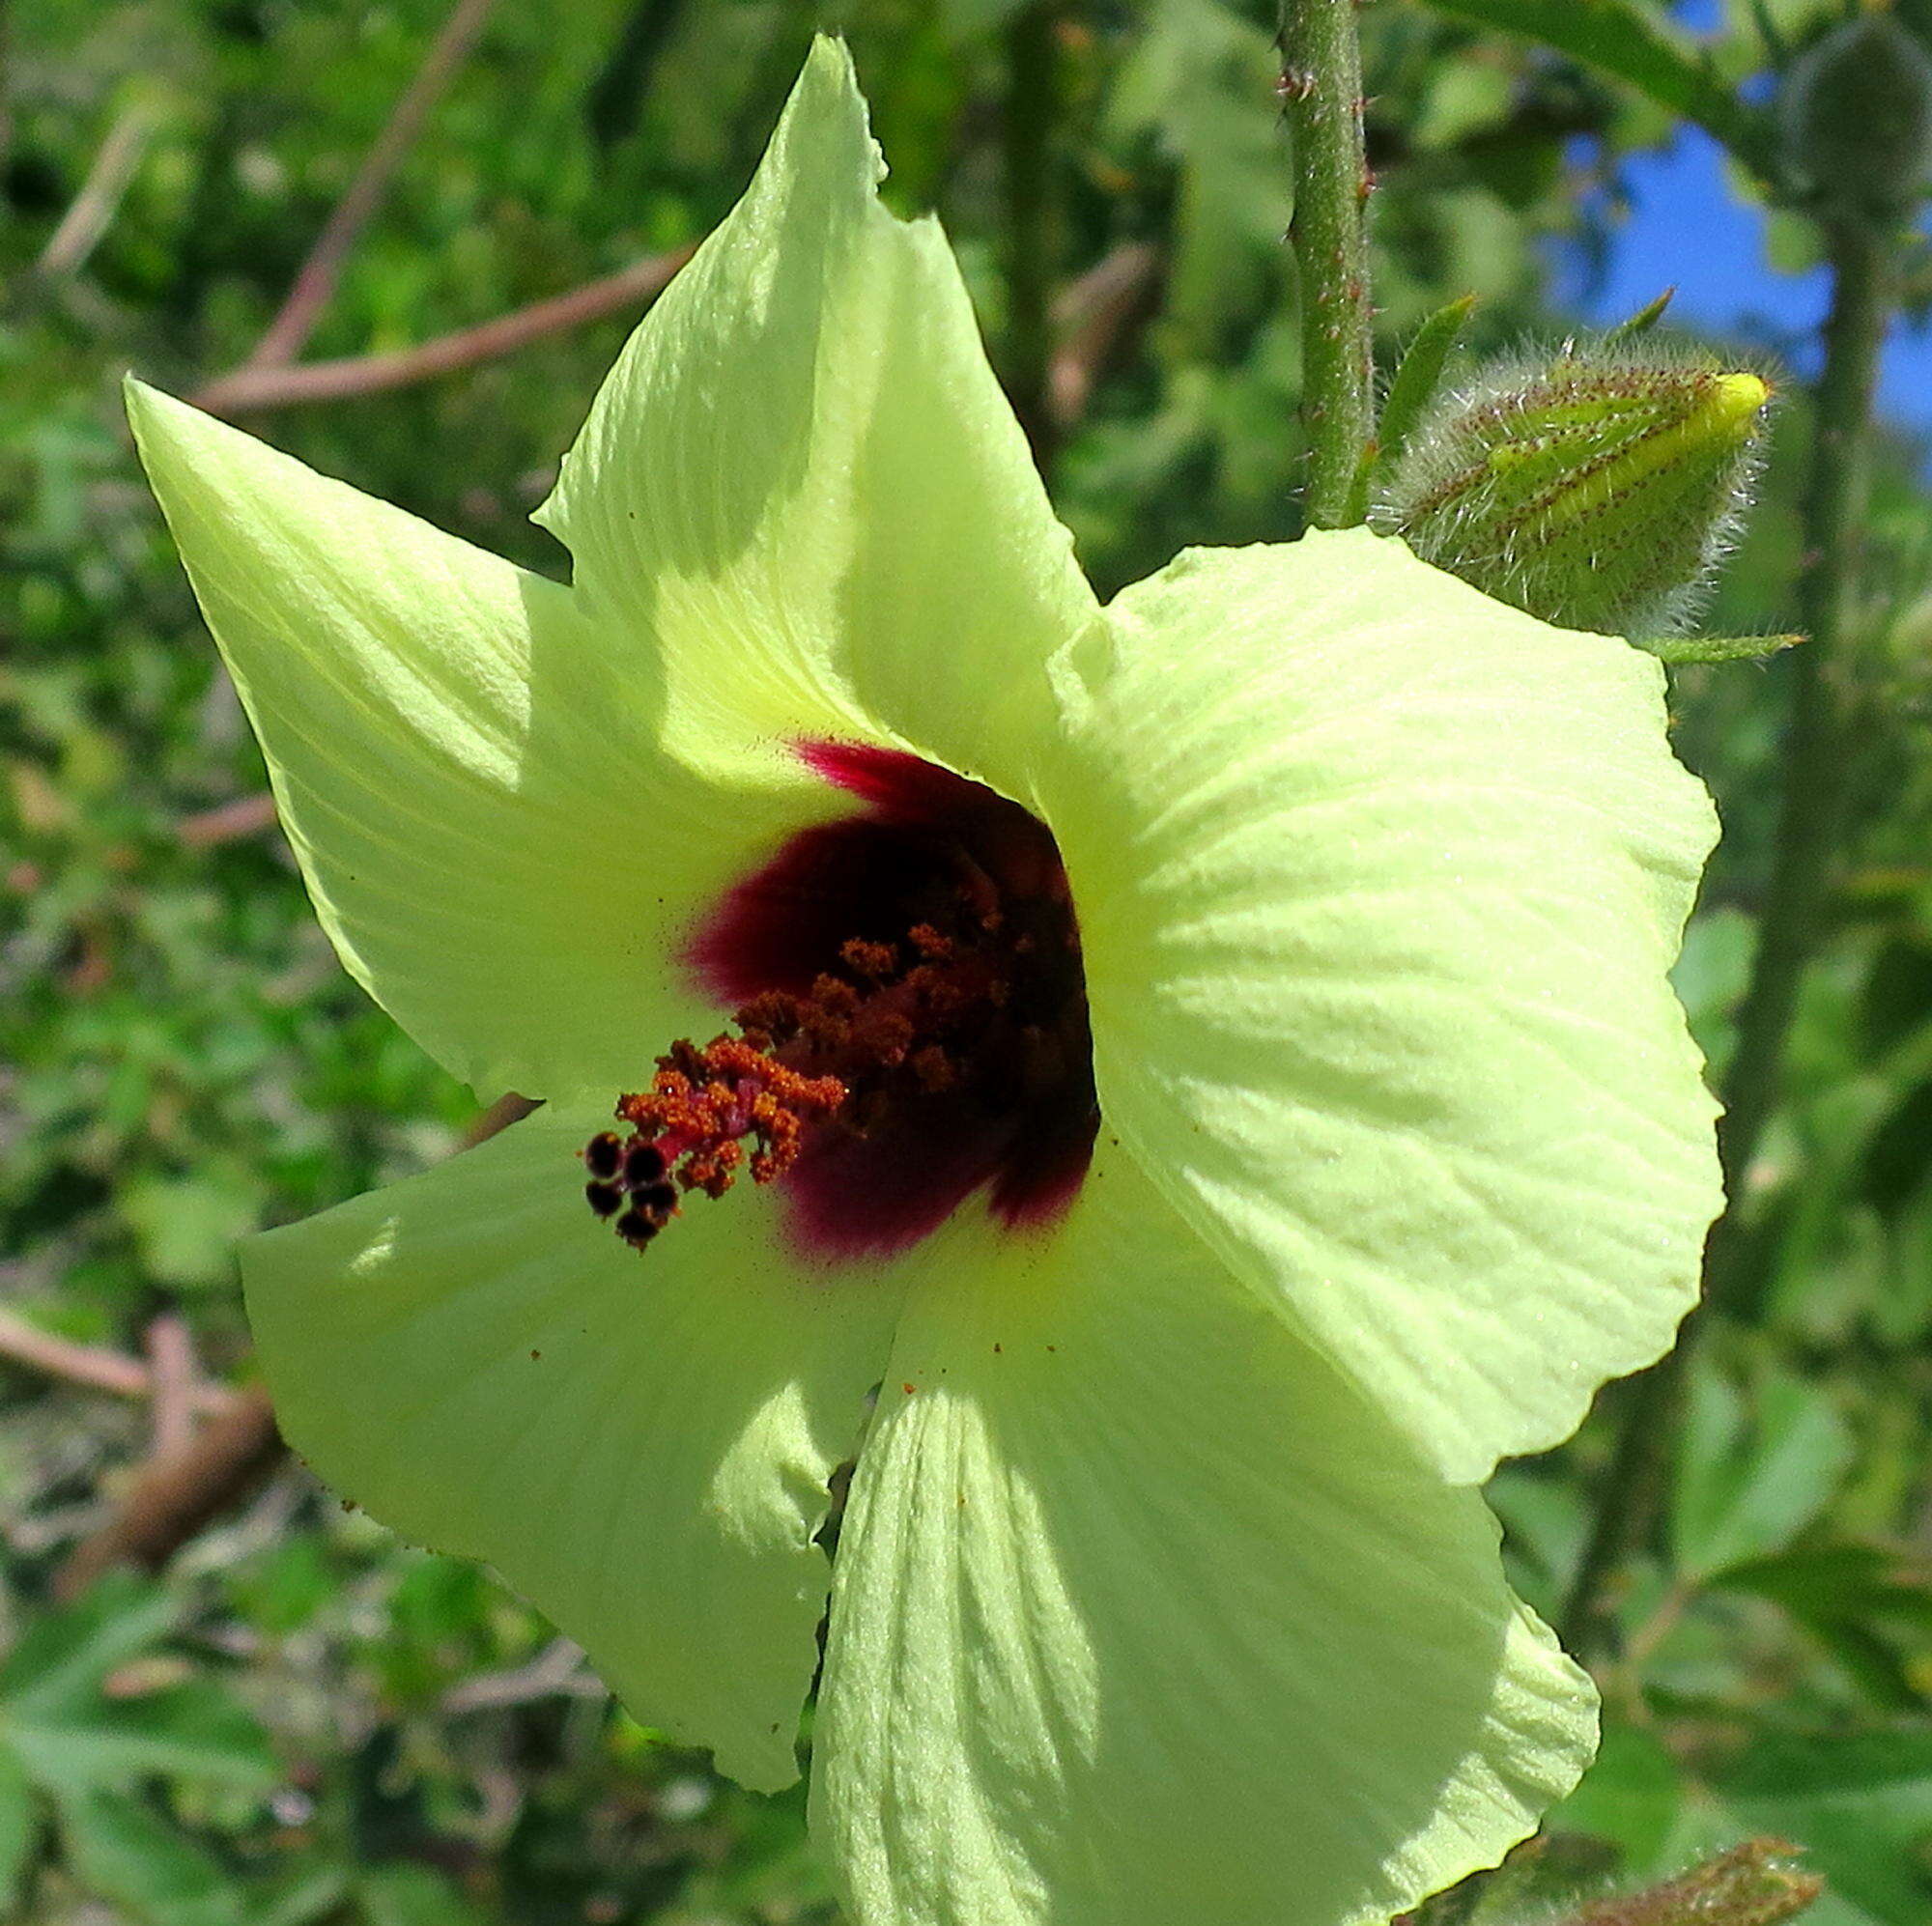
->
[127,41,1721,1926]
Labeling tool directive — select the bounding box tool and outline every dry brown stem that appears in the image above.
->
[1049,241,1162,428]
[144,1315,198,1459]
[51,1092,535,1594]
[54,1387,284,1601]
[0,1308,231,1413]
[177,792,281,849]
[245,0,500,370]
[191,247,692,417]
[36,101,158,278]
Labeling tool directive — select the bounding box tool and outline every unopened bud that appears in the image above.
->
[1780,13,1932,217]
[1555,1839,1822,1926]
[1374,342,1771,637]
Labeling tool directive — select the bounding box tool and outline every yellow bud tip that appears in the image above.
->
[1713,371,1771,427]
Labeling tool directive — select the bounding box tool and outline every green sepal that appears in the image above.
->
[1347,293,1477,524]
[1641,632,1804,666]
[1605,285,1675,341]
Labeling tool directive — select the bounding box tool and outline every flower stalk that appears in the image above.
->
[1005,0,1062,473]
[1716,216,1889,1216]
[1561,212,1895,1662]
[1281,0,1377,526]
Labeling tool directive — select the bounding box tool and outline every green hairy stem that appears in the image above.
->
[1561,217,1894,1662]
[1281,0,1376,526]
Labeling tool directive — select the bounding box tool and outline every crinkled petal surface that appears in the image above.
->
[127,42,1094,1100]
[1036,532,1721,1484]
[534,38,1095,802]
[133,39,1709,1914]
[126,380,820,1103]
[811,1145,1596,1926]
[242,1103,903,1791]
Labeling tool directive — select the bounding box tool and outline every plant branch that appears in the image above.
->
[176,791,281,848]
[441,1636,602,1714]
[0,1308,231,1412]
[1559,215,1893,1662]
[51,1093,536,1596]
[1049,241,1163,429]
[1281,0,1377,527]
[244,0,499,370]
[1004,0,1062,472]
[54,1387,285,1601]
[1713,217,1889,1214]
[35,101,158,278]
[144,1316,199,1459]
[191,246,691,416]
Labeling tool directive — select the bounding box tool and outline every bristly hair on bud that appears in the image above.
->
[1548,1839,1823,1926]
[1373,336,1774,639]
[1398,1837,1823,1926]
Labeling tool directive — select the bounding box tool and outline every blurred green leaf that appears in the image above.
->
[0,1575,178,1716]
[0,1580,277,1919]
[1105,0,1284,353]
[258,1860,355,1926]
[1715,1729,1932,1926]
[56,1786,245,1926]
[1672,1366,1855,1580]
[1548,1721,1689,1867]
[9,1682,278,1798]
[1716,1546,1932,1713]
[1417,0,1778,181]
[0,1744,37,1915]
[121,1166,263,1289]
[358,1861,492,1926]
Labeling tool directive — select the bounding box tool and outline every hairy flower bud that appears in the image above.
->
[1374,342,1771,637]
[1554,1839,1823,1926]
[1780,13,1932,217]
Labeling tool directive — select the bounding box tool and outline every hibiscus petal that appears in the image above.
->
[533,37,1096,802]
[812,1147,1594,1926]
[126,379,826,1101]
[1037,530,1721,1486]
[242,1102,903,1791]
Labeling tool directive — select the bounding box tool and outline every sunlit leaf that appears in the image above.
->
[1418,0,1777,183]
[1672,1367,1856,1580]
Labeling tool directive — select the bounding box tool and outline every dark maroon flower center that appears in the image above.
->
[582,743,1098,1261]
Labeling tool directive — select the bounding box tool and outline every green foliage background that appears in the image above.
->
[4,1,1932,1921]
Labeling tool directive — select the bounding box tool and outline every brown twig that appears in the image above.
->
[54,1387,285,1601]
[177,791,281,848]
[144,1316,198,1459]
[36,101,158,278]
[460,1091,540,1147]
[52,1092,537,1595]
[1049,241,1163,429]
[441,1635,601,1714]
[245,0,500,370]
[0,1308,230,1412]
[190,246,692,417]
